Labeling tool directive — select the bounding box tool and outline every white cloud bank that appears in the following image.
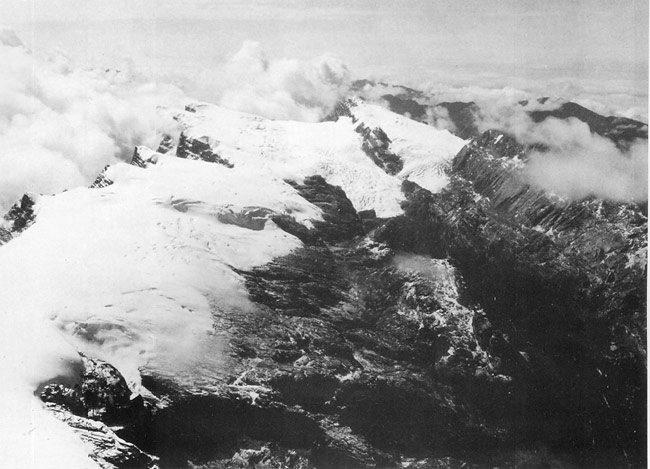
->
[402,85,648,203]
[0,26,646,216]
[0,32,186,212]
[471,96,648,203]
[169,40,351,122]
[522,118,648,202]
[0,35,353,213]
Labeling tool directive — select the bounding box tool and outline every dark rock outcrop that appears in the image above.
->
[130,146,162,168]
[177,132,234,167]
[40,355,155,468]
[332,100,403,175]
[156,134,174,154]
[46,404,157,469]
[286,175,364,243]
[0,193,38,244]
[4,193,37,232]
[90,165,114,189]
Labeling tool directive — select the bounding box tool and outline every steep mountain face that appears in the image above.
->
[376,128,646,465]
[0,97,645,468]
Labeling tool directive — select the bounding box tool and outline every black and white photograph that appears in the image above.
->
[0,1,647,468]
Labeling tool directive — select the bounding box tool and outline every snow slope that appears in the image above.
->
[176,101,465,217]
[0,157,320,467]
[347,101,466,192]
[0,100,465,467]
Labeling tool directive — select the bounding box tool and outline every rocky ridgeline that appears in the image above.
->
[90,165,115,189]
[90,145,166,190]
[130,146,164,168]
[333,99,403,175]
[176,133,234,167]
[4,128,230,246]
[0,193,38,244]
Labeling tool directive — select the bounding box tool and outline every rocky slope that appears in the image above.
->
[0,98,645,469]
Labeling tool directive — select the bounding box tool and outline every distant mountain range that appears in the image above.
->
[353,79,648,147]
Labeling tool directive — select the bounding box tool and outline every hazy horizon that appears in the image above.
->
[1,0,647,121]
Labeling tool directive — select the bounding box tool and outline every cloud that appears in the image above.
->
[0,34,186,212]
[426,106,457,133]
[1,26,645,215]
[0,33,353,213]
[0,28,22,48]
[364,80,647,203]
[522,118,648,202]
[466,99,647,203]
[169,41,351,122]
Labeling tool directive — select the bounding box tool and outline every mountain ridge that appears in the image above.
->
[0,95,645,468]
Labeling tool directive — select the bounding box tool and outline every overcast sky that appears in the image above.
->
[1,0,648,111]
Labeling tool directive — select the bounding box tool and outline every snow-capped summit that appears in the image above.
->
[333,99,466,193]
[176,100,466,218]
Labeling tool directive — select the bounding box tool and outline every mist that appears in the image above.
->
[523,120,648,202]
[0,24,646,215]
[176,41,351,122]
[0,33,353,213]
[472,97,648,203]
[0,33,186,212]
[402,85,648,204]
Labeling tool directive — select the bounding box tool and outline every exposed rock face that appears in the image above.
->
[286,175,364,243]
[46,404,157,469]
[0,193,38,244]
[91,141,166,191]
[78,354,144,422]
[335,100,404,175]
[90,165,114,189]
[177,132,234,167]
[131,146,163,168]
[41,355,156,468]
[4,193,37,232]
[156,134,175,154]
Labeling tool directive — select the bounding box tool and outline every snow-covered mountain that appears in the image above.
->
[0,101,466,467]
[0,97,646,468]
